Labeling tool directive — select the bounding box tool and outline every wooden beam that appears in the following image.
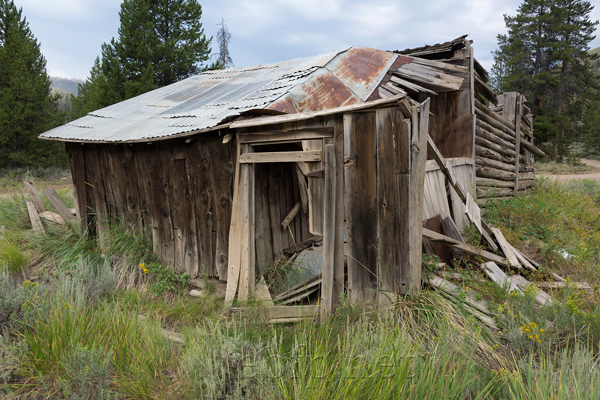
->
[26,201,44,233]
[321,143,337,320]
[426,136,498,250]
[23,180,46,213]
[225,141,244,305]
[423,228,509,267]
[281,201,301,231]
[295,165,309,214]
[514,95,522,195]
[231,95,407,129]
[239,150,321,164]
[480,261,521,292]
[424,275,497,329]
[43,187,76,227]
[231,305,319,320]
[255,276,274,307]
[239,127,334,144]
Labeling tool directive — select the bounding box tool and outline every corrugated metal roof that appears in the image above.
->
[40,46,400,143]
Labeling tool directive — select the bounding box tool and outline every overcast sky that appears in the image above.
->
[15,0,600,81]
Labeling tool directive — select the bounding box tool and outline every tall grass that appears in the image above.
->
[17,293,176,399]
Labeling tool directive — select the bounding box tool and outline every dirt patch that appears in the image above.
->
[538,159,600,183]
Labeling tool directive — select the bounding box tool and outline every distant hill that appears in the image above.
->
[50,76,83,96]
[590,47,600,75]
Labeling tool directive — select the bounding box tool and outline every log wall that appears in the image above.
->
[474,92,536,200]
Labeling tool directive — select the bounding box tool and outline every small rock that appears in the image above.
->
[189,289,203,297]
[190,279,205,289]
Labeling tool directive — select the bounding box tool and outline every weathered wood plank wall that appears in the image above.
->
[66,135,235,279]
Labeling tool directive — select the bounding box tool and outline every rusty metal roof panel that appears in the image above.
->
[325,46,398,101]
[40,46,401,143]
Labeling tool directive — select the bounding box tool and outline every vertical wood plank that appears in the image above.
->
[225,139,243,304]
[377,107,410,302]
[26,201,44,233]
[344,112,378,305]
[513,95,522,196]
[406,99,428,295]
[212,140,234,280]
[321,143,336,320]
[237,144,255,301]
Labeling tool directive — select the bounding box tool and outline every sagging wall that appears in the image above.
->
[66,135,310,280]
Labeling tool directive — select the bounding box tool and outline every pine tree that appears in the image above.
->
[491,0,598,159]
[71,57,110,120]
[98,0,211,104]
[0,0,64,168]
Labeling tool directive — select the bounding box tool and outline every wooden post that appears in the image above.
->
[237,143,255,301]
[321,143,337,320]
[344,112,378,305]
[469,46,477,190]
[513,95,522,196]
[406,99,429,295]
[23,181,46,213]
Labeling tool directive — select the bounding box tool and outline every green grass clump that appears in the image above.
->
[0,241,28,274]
[17,293,176,399]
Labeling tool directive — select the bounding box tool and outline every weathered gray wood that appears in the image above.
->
[508,275,553,306]
[23,180,46,213]
[225,141,244,305]
[239,150,321,164]
[534,281,592,290]
[426,135,498,250]
[476,165,516,181]
[389,75,437,95]
[510,245,537,271]
[281,201,301,231]
[237,144,255,301]
[406,99,428,294]
[231,95,407,129]
[242,305,319,320]
[476,177,515,188]
[255,276,274,307]
[26,201,44,233]
[344,112,378,305]
[424,275,497,329]
[475,144,519,165]
[423,228,509,267]
[465,193,482,233]
[43,187,77,227]
[476,126,516,151]
[480,261,521,292]
[514,95,522,195]
[475,135,518,159]
[295,165,309,214]
[476,118,516,145]
[490,227,520,268]
[321,143,337,319]
[475,156,516,173]
[275,275,322,302]
[239,127,334,144]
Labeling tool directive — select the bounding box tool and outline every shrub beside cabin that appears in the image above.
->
[40,37,542,314]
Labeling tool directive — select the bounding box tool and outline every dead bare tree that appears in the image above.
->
[216,18,233,68]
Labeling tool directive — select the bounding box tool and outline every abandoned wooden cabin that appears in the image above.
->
[39,36,543,314]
